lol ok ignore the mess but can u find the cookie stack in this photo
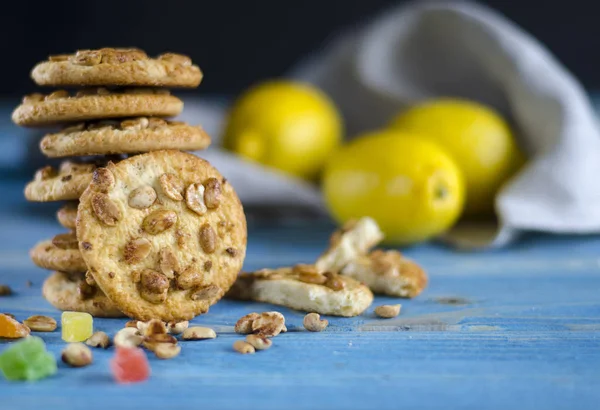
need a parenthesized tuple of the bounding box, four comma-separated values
(13, 48, 247, 321)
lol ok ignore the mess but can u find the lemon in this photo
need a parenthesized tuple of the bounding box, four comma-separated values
(322, 130, 465, 245)
(223, 81, 343, 180)
(389, 99, 524, 217)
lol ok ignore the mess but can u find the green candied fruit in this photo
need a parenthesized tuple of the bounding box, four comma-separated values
(0, 336, 57, 381)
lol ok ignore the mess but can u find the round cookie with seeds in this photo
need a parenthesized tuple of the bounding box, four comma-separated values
(32, 48, 202, 88)
(30, 233, 86, 273)
(12, 88, 182, 127)
(76, 150, 247, 321)
(25, 160, 100, 202)
(42, 271, 124, 318)
(40, 118, 211, 158)
(57, 203, 78, 229)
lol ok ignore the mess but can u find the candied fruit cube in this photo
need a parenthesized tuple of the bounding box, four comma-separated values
(110, 347, 150, 384)
(0, 313, 30, 339)
(61, 311, 93, 342)
(0, 336, 57, 381)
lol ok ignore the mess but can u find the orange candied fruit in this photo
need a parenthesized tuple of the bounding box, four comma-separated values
(0, 314, 30, 339)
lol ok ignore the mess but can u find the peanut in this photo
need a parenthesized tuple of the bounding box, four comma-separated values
(61, 343, 93, 367)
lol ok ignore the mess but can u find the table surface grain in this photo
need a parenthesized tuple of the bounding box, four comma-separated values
(0, 180, 598, 410)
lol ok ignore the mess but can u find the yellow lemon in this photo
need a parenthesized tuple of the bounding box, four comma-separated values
(322, 130, 465, 245)
(389, 99, 524, 217)
(223, 81, 342, 180)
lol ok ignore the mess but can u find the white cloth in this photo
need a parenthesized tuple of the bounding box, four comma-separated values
(186, 1, 600, 247)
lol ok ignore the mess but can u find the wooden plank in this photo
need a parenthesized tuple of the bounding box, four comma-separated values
(0, 180, 599, 409)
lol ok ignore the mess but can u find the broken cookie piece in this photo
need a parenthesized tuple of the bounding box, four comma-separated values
(226, 266, 373, 317)
(315, 217, 384, 273)
(341, 250, 427, 298)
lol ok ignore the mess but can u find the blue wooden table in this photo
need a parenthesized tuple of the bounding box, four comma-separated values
(0, 175, 599, 410)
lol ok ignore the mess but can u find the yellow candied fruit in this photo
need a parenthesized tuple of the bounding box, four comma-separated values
(61, 312, 93, 342)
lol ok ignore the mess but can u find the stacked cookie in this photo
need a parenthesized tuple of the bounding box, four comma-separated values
(13, 48, 247, 321)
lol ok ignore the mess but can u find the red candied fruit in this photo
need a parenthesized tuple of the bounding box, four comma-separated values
(110, 347, 150, 384)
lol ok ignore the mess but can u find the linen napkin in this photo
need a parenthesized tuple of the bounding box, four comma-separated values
(188, 1, 600, 247)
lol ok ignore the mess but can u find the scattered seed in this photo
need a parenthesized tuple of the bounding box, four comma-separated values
(245, 334, 272, 350)
(234, 313, 259, 334)
(138, 319, 167, 336)
(61, 343, 93, 367)
(182, 326, 216, 340)
(303, 313, 328, 332)
(85, 331, 111, 348)
(233, 340, 255, 354)
(114, 327, 143, 348)
(23, 315, 57, 332)
(0, 285, 12, 296)
(167, 321, 189, 335)
(252, 312, 286, 338)
(153, 343, 181, 359)
(374, 304, 401, 318)
(143, 333, 177, 351)
(144, 333, 177, 344)
(125, 320, 138, 328)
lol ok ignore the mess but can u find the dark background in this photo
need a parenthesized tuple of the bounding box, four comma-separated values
(2, 0, 598, 97)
